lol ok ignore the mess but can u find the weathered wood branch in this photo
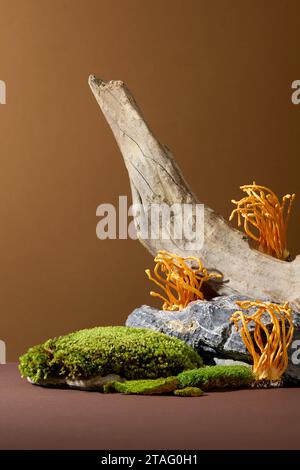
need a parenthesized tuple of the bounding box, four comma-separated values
(89, 75, 300, 311)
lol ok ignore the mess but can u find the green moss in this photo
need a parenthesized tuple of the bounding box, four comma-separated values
(19, 326, 202, 382)
(105, 377, 178, 395)
(104, 365, 253, 396)
(174, 387, 204, 397)
(177, 365, 254, 391)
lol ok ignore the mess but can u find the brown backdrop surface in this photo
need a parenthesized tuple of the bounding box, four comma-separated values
(0, 0, 299, 360)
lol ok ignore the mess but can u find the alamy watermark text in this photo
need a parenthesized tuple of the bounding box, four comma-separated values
(0, 80, 6, 104)
(96, 196, 204, 251)
(291, 80, 300, 105)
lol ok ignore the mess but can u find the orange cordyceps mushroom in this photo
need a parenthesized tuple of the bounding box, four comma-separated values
(231, 300, 294, 383)
(229, 182, 295, 260)
(145, 250, 222, 311)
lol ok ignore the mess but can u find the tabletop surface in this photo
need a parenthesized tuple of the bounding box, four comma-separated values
(0, 363, 300, 450)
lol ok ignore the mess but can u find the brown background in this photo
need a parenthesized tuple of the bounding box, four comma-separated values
(0, 0, 299, 361)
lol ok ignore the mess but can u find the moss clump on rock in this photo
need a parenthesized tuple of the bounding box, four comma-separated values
(174, 387, 204, 397)
(19, 326, 202, 383)
(103, 366, 252, 396)
(177, 365, 254, 391)
(105, 377, 178, 395)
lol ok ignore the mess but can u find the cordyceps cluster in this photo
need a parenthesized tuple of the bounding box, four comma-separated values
(145, 250, 222, 311)
(231, 300, 294, 383)
(229, 182, 295, 260)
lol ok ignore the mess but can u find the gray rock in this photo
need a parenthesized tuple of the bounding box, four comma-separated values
(66, 374, 124, 391)
(126, 295, 300, 383)
(213, 358, 251, 368)
(28, 373, 124, 391)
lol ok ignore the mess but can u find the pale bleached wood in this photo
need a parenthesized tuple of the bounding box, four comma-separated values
(89, 75, 300, 311)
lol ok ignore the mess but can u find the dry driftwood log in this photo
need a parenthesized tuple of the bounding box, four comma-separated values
(89, 75, 300, 311)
